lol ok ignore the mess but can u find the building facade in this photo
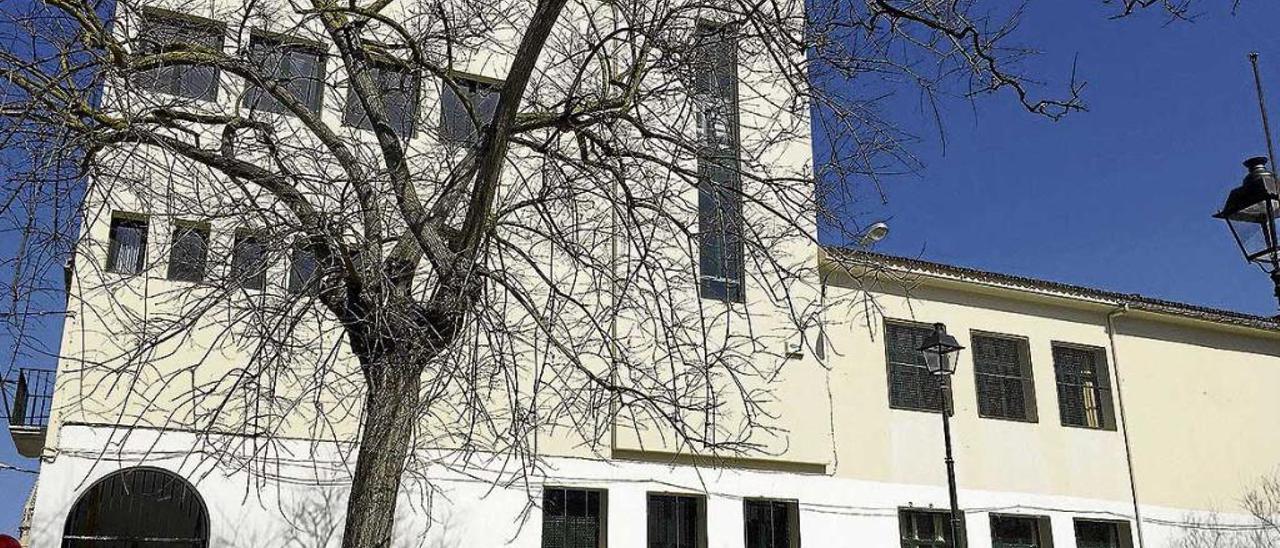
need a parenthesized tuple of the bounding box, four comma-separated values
(4, 1, 1280, 547)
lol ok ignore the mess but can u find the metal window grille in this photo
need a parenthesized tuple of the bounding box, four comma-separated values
(1074, 520, 1124, 548)
(990, 515, 1045, 548)
(542, 488, 603, 548)
(243, 35, 326, 114)
(135, 14, 223, 101)
(441, 77, 501, 145)
(343, 63, 419, 139)
(1053, 345, 1110, 428)
(106, 217, 148, 275)
(166, 224, 209, 282)
(694, 22, 743, 302)
(744, 499, 797, 548)
(288, 245, 318, 294)
(2, 368, 55, 428)
(900, 509, 960, 548)
(648, 494, 702, 548)
(886, 322, 946, 412)
(62, 467, 209, 547)
(231, 232, 267, 290)
(972, 335, 1035, 421)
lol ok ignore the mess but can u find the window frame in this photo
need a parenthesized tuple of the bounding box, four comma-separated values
(693, 19, 744, 303)
(106, 214, 150, 276)
(743, 498, 801, 548)
(899, 508, 965, 548)
(165, 221, 211, 283)
(1072, 518, 1134, 548)
(287, 241, 319, 294)
(242, 31, 327, 115)
(989, 513, 1053, 548)
(646, 492, 707, 548)
(439, 73, 503, 146)
(540, 486, 607, 548)
(1051, 342, 1117, 431)
(969, 331, 1038, 423)
(134, 9, 226, 101)
(230, 229, 269, 291)
(884, 319, 952, 414)
(341, 60, 420, 139)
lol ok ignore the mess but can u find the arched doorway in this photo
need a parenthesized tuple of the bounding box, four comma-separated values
(62, 467, 210, 547)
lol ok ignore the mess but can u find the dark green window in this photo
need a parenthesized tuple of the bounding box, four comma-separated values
(900, 509, 963, 548)
(541, 488, 604, 548)
(648, 493, 704, 548)
(167, 223, 209, 282)
(135, 13, 224, 101)
(744, 499, 799, 548)
(990, 514, 1052, 548)
(886, 322, 947, 413)
(1053, 344, 1115, 430)
(972, 333, 1037, 422)
(1074, 519, 1132, 548)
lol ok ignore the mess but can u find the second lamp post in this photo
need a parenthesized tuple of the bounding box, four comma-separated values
(918, 322, 966, 547)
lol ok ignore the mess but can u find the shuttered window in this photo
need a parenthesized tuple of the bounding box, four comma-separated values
(542, 488, 604, 548)
(243, 34, 326, 115)
(231, 231, 267, 290)
(343, 63, 419, 139)
(1053, 344, 1115, 430)
(886, 322, 947, 413)
(166, 223, 209, 282)
(135, 13, 224, 101)
(647, 494, 704, 548)
(900, 509, 963, 548)
(694, 21, 743, 302)
(972, 334, 1037, 422)
(1074, 519, 1132, 548)
(440, 77, 501, 145)
(744, 499, 799, 548)
(107, 216, 148, 275)
(990, 514, 1051, 548)
(288, 244, 318, 294)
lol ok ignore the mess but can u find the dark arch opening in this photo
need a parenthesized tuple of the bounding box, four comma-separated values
(62, 466, 210, 547)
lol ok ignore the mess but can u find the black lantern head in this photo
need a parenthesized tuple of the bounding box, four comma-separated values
(918, 322, 963, 376)
(1215, 156, 1280, 265)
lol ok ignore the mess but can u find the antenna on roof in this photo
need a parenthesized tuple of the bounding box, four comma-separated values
(1249, 53, 1277, 171)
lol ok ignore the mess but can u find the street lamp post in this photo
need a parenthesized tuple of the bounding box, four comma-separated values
(1213, 156, 1280, 310)
(918, 322, 965, 548)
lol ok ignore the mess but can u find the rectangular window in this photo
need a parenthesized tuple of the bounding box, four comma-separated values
(343, 63, 419, 139)
(744, 499, 799, 548)
(106, 216, 149, 275)
(885, 322, 948, 413)
(440, 76, 501, 145)
(288, 243, 318, 294)
(694, 21, 743, 302)
(542, 488, 605, 548)
(990, 514, 1052, 548)
(1053, 344, 1115, 430)
(231, 231, 267, 290)
(1074, 519, 1132, 548)
(972, 333, 1037, 422)
(243, 34, 326, 115)
(135, 13, 224, 101)
(166, 222, 209, 282)
(900, 509, 963, 548)
(647, 493, 704, 548)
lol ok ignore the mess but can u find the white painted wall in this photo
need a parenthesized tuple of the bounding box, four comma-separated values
(24, 425, 1251, 548)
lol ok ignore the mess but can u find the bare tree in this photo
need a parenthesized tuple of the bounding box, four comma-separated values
(1176, 472, 1280, 548)
(0, 0, 1184, 546)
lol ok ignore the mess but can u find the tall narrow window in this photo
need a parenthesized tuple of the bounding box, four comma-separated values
(885, 321, 947, 413)
(972, 333, 1037, 422)
(288, 243, 318, 294)
(107, 216, 149, 275)
(1053, 344, 1115, 430)
(440, 76, 501, 145)
(231, 231, 267, 290)
(542, 488, 605, 548)
(990, 514, 1052, 548)
(167, 223, 209, 282)
(135, 13, 224, 101)
(744, 499, 800, 548)
(900, 509, 963, 548)
(243, 34, 326, 115)
(694, 21, 743, 302)
(648, 493, 704, 548)
(343, 62, 419, 139)
(1074, 519, 1132, 548)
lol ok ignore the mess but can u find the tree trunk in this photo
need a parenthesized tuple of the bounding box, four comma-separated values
(341, 363, 421, 548)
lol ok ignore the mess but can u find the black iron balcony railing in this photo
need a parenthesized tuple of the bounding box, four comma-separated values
(3, 368, 55, 429)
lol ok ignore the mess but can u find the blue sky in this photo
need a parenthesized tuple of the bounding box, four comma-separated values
(4, 0, 1280, 537)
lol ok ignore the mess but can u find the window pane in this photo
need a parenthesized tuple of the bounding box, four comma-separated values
(288, 245, 318, 294)
(244, 36, 325, 115)
(343, 64, 418, 138)
(648, 494, 700, 548)
(745, 500, 796, 548)
(167, 224, 208, 282)
(1054, 345, 1107, 428)
(694, 22, 743, 302)
(991, 515, 1040, 548)
(973, 335, 1031, 420)
(900, 510, 958, 548)
(1075, 520, 1122, 548)
(231, 233, 267, 290)
(886, 323, 946, 412)
(441, 78, 501, 145)
(107, 218, 148, 275)
(135, 15, 223, 101)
